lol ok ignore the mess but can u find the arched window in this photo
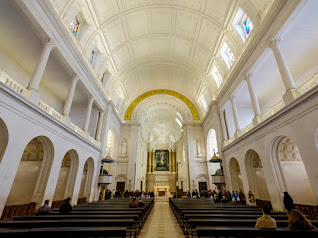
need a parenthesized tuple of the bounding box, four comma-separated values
(220, 43, 235, 69)
(88, 50, 95, 64)
(211, 66, 223, 88)
(70, 17, 80, 37)
(200, 96, 207, 111)
(233, 8, 254, 42)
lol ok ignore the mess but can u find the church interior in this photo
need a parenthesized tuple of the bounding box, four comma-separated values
(0, 0, 318, 237)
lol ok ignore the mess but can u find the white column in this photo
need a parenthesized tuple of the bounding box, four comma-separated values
(83, 96, 94, 134)
(230, 95, 241, 137)
(184, 124, 196, 191)
(269, 38, 296, 104)
(27, 38, 55, 103)
(95, 110, 105, 141)
(245, 73, 261, 125)
(63, 74, 79, 124)
(127, 123, 140, 191)
(219, 109, 228, 141)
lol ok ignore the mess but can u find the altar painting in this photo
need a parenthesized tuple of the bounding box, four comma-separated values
(155, 150, 169, 171)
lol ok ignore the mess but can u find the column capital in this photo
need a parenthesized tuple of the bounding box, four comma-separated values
(88, 96, 94, 103)
(244, 73, 253, 81)
(229, 95, 235, 102)
(268, 38, 281, 50)
(43, 38, 55, 49)
(72, 73, 79, 81)
(219, 108, 225, 114)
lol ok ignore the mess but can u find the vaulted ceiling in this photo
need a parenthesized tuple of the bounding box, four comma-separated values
(49, 0, 274, 120)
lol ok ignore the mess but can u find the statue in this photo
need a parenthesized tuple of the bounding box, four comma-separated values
(149, 133, 155, 142)
(196, 139, 202, 155)
(121, 139, 128, 156)
(169, 132, 175, 142)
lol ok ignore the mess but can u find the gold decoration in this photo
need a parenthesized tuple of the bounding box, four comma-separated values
(124, 89, 200, 120)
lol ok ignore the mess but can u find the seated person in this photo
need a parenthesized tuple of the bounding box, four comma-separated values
(196, 194, 200, 199)
(59, 197, 72, 214)
(255, 206, 277, 229)
(38, 199, 52, 214)
(288, 209, 314, 230)
(138, 198, 145, 207)
(129, 197, 138, 208)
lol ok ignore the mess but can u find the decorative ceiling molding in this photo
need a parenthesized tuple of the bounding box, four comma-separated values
(125, 89, 200, 121)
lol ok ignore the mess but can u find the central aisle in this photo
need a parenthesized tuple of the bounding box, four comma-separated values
(139, 197, 185, 238)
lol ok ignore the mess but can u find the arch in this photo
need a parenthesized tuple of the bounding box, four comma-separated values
(124, 89, 200, 120)
(53, 149, 79, 201)
(271, 136, 315, 205)
(0, 118, 9, 163)
(244, 149, 270, 201)
(6, 136, 54, 207)
(206, 128, 220, 175)
(229, 157, 244, 192)
(78, 157, 95, 201)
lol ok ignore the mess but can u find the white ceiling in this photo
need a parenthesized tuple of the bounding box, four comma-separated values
(49, 0, 273, 120)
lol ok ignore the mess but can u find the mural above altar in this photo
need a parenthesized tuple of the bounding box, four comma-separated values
(155, 150, 169, 171)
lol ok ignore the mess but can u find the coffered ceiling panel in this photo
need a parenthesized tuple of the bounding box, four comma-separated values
(198, 19, 221, 51)
(175, 10, 199, 39)
(93, 0, 119, 23)
(150, 8, 172, 34)
(131, 38, 151, 59)
(125, 10, 148, 39)
(102, 18, 126, 51)
(205, 0, 232, 23)
(173, 37, 192, 59)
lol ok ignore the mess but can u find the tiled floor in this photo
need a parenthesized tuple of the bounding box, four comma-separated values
(139, 197, 185, 238)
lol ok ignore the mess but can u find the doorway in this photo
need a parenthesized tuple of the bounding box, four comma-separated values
(116, 182, 125, 192)
(199, 182, 207, 192)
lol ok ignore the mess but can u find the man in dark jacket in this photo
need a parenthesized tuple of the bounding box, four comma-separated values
(59, 197, 72, 214)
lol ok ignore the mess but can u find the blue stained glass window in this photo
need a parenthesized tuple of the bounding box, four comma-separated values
(245, 17, 254, 36)
(89, 50, 95, 64)
(70, 17, 80, 37)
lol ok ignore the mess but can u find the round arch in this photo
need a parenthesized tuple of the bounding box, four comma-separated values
(53, 149, 79, 201)
(229, 157, 244, 193)
(124, 89, 200, 120)
(6, 136, 54, 207)
(271, 136, 315, 205)
(0, 117, 9, 164)
(244, 149, 270, 201)
(79, 157, 95, 201)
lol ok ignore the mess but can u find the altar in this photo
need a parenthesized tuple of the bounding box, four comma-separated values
(154, 186, 170, 197)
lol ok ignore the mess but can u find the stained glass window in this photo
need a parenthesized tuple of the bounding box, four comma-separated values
(244, 17, 254, 36)
(70, 17, 79, 37)
(212, 66, 223, 88)
(88, 50, 95, 64)
(228, 50, 235, 65)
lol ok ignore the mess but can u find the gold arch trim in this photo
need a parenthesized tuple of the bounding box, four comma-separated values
(124, 89, 200, 120)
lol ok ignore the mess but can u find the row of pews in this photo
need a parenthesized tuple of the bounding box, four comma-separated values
(0, 198, 154, 238)
(169, 198, 318, 238)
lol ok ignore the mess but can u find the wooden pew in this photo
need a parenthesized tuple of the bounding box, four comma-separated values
(196, 226, 318, 238)
(0, 226, 128, 238)
(1, 203, 36, 220)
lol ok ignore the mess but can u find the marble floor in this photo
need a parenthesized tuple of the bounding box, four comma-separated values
(138, 197, 185, 238)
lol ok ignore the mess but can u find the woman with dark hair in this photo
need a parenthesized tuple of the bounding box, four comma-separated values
(283, 192, 294, 213)
(288, 209, 314, 230)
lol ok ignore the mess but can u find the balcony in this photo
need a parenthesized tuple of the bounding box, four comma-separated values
(211, 175, 225, 184)
(98, 174, 112, 184)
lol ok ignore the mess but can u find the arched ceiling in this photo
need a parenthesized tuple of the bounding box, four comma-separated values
(50, 0, 274, 121)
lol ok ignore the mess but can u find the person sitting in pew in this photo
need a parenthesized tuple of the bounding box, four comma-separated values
(288, 209, 315, 230)
(138, 198, 145, 207)
(59, 197, 72, 214)
(129, 197, 138, 208)
(255, 206, 277, 229)
(38, 199, 52, 214)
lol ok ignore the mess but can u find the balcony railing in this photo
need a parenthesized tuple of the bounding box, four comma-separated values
(0, 70, 100, 148)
